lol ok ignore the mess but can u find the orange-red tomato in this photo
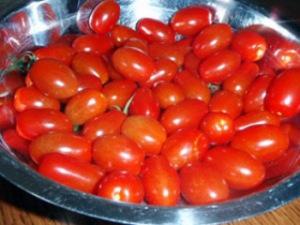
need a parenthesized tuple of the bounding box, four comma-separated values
(76, 74, 103, 92)
(111, 25, 143, 46)
(0, 101, 16, 130)
(183, 51, 202, 75)
(2, 128, 30, 156)
(123, 38, 149, 54)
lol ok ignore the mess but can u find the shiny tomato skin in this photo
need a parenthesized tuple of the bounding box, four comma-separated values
(121, 116, 167, 155)
(111, 25, 143, 46)
(14, 87, 60, 112)
(193, 23, 233, 59)
(89, 0, 120, 34)
(171, 6, 212, 36)
(38, 153, 103, 193)
(184, 51, 201, 75)
(0, 71, 24, 98)
(30, 132, 92, 163)
(2, 128, 30, 156)
(161, 99, 208, 134)
(161, 129, 208, 170)
(180, 162, 229, 205)
(124, 38, 149, 54)
(137, 18, 175, 44)
(265, 69, 300, 117)
(199, 49, 241, 83)
(112, 47, 155, 82)
(93, 134, 145, 175)
(71, 52, 109, 84)
(98, 171, 144, 204)
(16, 109, 72, 140)
(76, 74, 103, 92)
(141, 155, 180, 206)
(0, 101, 16, 130)
(231, 125, 289, 162)
(76, 0, 100, 34)
(205, 147, 266, 190)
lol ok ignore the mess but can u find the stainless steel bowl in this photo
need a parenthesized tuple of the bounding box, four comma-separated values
(0, 0, 299, 224)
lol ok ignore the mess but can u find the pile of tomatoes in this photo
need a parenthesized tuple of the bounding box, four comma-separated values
(1, 0, 300, 206)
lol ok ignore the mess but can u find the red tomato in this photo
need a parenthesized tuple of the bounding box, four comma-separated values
(161, 99, 208, 134)
(71, 52, 109, 84)
(2, 128, 30, 156)
(193, 23, 233, 59)
(161, 129, 208, 170)
(106, 61, 124, 80)
(39, 153, 103, 193)
(209, 90, 243, 119)
(93, 134, 145, 175)
(30, 132, 92, 163)
(265, 69, 300, 117)
(231, 125, 289, 162)
(0, 71, 24, 98)
(111, 25, 143, 46)
(171, 6, 212, 36)
(98, 171, 144, 204)
(14, 87, 60, 112)
(29, 59, 78, 99)
(89, 0, 120, 34)
(123, 38, 149, 54)
(41, 3, 61, 43)
(16, 109, 72, 140)
(199, 49, 241, 83)
(0, 101, 16, 130)
(121, 116, 167, 155)
(83, 110, 126, 140)
(112, 47, 155, 82)
(53, 34, 79, 46)
(205, 147, 265, 190)
(174, 37, 193, 55)
(180, 162, 229, 205)
(200, 112, 234, 145)
(76, 0, 100, 34)
(141, 155, 180, 206)
(281, 122, 300, 147)
(136, 18, 175, 44)
(184, 51, 201, 75)
(76, 74, 103, 92)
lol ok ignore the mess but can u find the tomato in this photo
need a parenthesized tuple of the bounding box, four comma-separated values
(89, 0, 120, 34)
(9, 11, 30, 34)
(76, 74, 103, 92)
(29, 59, 78, 99)
(112, 47, 155, 82)
(205, 147, 265, 190)
(41, 3, 61, 43)
(14, 87, 60, 112)
(83, 110, 126, 140)
(235, 111, 280, 131)
(98, 171, 144, 204)
(265, 69, 300, 117)
(231, 125, 289, 162)
(30, 132, 92, 163)
(93, 134, 144, 175)
(180, 162, 229, 205)
(209, 90, 242, 119)
(0, 71, 24, 98)
(65, 89, 107, 125)
(141, 155, 180, 206)
(71, 52, 109, 84)
(171, 6, 212, 36)
(53, 34, 79, 46)
(223, 62, 259, 96)
(184, 51, 201, 75)
(153, 82, 185, 109)
(174, 37, 193, 55)
(106, 61, 124, 80)
(2, 128, 30, 156)
(121, 116, 166, 155)
(129, 87, 160, 119)
(136, 18, 175, 44)
(281, 122, 300, 147)
(39, 153, 103, 193)
(193, 23, 233, 59)
(161, 99, 208, 134)
(123, 38, 149, 54)
(161, 129, 208, 170)
(102, 79, 137, 109)
(16, 109, 72, 140)
(200, 112, 234, 145)
(111, 25, 143, 46)
(199, 49, 241, 83)
(76, 0, 100, 34)
(0, 101, 16, 130)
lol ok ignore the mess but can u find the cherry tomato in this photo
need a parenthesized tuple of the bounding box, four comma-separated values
(174, 37, 193, 55)
(76, 74, 103, 92)
(30, 132, 92, 163)
(39, 153, 103, 193)
(0, 71, 24, 98)
(123, 38, 149, 54)
(141, 155, 180, 206)
(41, 3, 61, 43)
(98, 171, 144, 204)
(161, 129, 208, 170)
(93, 134, 145, 175)
(136, 18, 175, 44)
(29, 59, 78, 99)
(53, 34, 79, 46)
(231, 125, 289, 162)
(205, 147, 265, 190)
(199, 49, 241, 83)
(106, 61, 124, 80)
(161, 99, 208, 134)
(121, 116, 167, 155)
(193, 23, 233, 59)
(0, 101, 16, 130)
(112, 47, 155, 82)
(89, 0, 120, 34)
(281, 122, 300, 147)
(180, 162, 229, 205)
(171, 6, 212, 36)
(76, 0, 100, 34)
(184, 51, 201, 75)
(16, 109, 72, 140)
(111, 25, 143, 46)
(2, 128, 30, 156)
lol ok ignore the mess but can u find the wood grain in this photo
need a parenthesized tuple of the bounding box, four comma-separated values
(0, 177, 299, 225)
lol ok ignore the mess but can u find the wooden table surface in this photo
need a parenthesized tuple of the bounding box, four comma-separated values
(0, 177, 299, 225)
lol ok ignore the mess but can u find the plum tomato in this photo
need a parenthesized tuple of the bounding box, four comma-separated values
(76, 74, 103, 92)
(183, 51, 201, 75)
(111, 25, 143, 46)
(2, 128, 30, 156)
(123, 38, 149, 54)
(0, 101, 16, 130)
